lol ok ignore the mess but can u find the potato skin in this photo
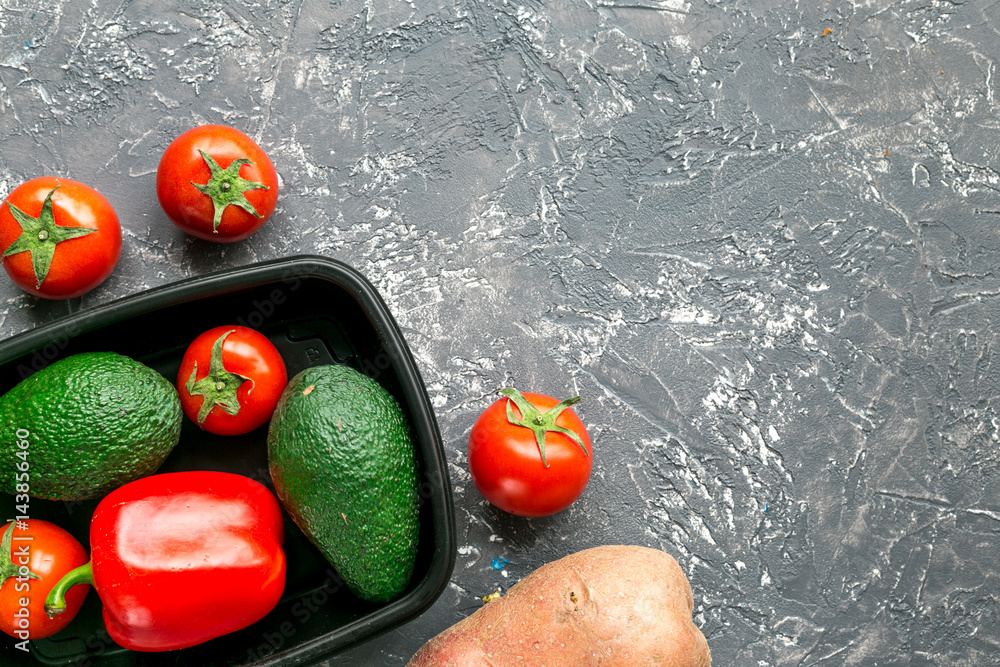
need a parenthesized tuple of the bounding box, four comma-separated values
(407, 545, 711, 667)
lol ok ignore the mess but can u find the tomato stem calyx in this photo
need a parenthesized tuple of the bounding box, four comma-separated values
(2, 185, 98, 289)
(192, 150, 269, 232)
(499, 388, 588, 467)
(185, 329, 254, 426)
(0, 522, 41, 586)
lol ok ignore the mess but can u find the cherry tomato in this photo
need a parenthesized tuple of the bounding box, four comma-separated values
(0, 177, 122, 299)
(468, 388, 593, 517)
(156, 124, 279, 242)
(0, 519, 90, 641)
(177, 325, 288, 436)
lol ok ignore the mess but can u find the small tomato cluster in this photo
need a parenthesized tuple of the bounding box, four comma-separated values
(0, 124, 278, 300)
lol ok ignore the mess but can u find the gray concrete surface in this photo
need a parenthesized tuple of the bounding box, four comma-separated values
(2, 0, 999, 665)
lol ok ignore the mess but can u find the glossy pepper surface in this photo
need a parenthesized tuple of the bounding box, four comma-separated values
(46, 471, 286, 652)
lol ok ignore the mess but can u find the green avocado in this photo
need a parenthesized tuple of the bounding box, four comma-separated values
(267, 364, 420, 603)
(0, 351, 182, 501)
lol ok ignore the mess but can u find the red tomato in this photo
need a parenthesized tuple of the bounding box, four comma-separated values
(177, 326, 288, 436)
(468, 389, 593, 517)
(156, 124, 279, 242)
(0, 519, 90, 640)
(0, 177, 122, 299)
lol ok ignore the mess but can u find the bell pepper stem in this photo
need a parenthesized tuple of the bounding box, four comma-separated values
(44, 561, 93, 618)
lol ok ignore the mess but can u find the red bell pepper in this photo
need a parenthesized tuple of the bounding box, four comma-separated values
(45, 470, 286, 652)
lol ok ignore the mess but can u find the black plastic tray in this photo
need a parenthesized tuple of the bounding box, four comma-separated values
(0, 255, 456, 666)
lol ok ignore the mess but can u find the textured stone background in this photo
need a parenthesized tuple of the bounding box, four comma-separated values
(2, 0, 1000, 665)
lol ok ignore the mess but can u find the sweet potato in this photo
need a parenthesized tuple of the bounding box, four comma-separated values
(407, 545, 711, 666)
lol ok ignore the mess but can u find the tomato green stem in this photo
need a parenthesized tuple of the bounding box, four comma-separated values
(499, 388, 588, 467)
(191, 150, 268, 232)
(0, 522, 41, 585)
(185, 329, 254, 426)
(2, 185, 97, 288)
(44, 561, 92, 617)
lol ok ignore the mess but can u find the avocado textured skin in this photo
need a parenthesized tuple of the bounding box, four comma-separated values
(0, 351, 183, 501)
(267, 364, 420, 603)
